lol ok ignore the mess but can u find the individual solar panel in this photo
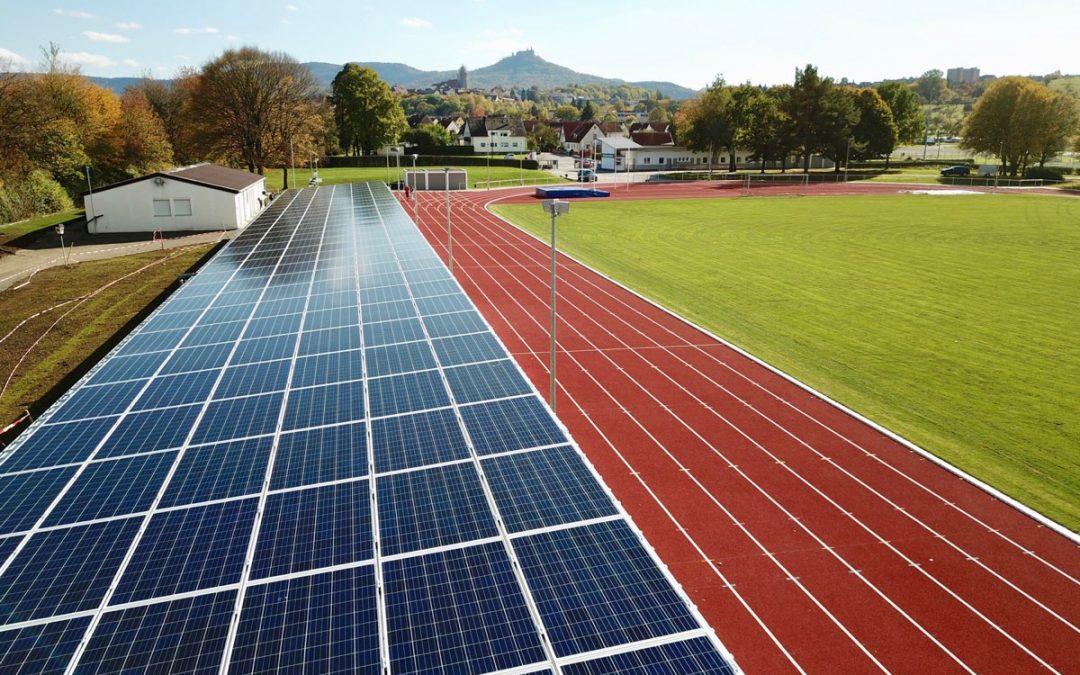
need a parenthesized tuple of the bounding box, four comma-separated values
(112, 499, 257, 603)
(0, 616, 92, 674)
(75, 590, 236, 674)
(383, 542, 546, 675)
(230, 566, 379, 674)
(251, 480, 372, 579)
(0, 182, 736, 674)
(514, 520, 701, 657)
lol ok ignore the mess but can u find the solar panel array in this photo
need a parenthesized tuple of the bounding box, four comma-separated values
(0, 182, 739, 674)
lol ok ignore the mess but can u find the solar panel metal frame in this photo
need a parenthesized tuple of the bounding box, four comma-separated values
(0, 182, 739, 674)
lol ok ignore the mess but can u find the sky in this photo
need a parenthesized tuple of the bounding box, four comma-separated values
(1, 1, 1077, 89)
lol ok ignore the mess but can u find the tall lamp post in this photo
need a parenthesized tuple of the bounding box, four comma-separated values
(444, 168, 453, 273)
(541, 199, 569, 412)
(410, 154, 418, 194)
(84, 166, 96, 234)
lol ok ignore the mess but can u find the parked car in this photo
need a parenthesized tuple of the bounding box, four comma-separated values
(940, 165, 971, 177)
(576, 169, 597, 182)
(504, 153, 516, 159)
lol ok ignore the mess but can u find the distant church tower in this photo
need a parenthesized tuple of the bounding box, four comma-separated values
(458, 65, 469, 89)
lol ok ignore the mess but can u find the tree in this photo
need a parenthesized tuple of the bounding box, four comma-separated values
(580, 100, 597, 122)
(104, 89, 174, 179)
(647, 106, 670, 123)
(817, 88, 861, 172)
(875, 82, 923, 166)
(962, 77, 1080, 176)
(402, 123, 451, 147)
(786, 64, 833, 172)
(741, 87, 788, 172)
(527, 124, 561, 152)
(331, 64, 407, 158)
(674, 78, 732, 176)
(554, 104, 580, 121)
(850, 88, 897, 161)
(914, 69, 948, 104)
(189, 47, 322, 187)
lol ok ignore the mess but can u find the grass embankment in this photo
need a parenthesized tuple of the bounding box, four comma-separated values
(0, 245, 214, 425)
(0, 209, 84, 249)
(263, 165, 563, 191)
(493, 194, 1080, 530)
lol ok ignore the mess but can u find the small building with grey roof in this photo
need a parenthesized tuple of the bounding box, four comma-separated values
(84, 164, 266, 234)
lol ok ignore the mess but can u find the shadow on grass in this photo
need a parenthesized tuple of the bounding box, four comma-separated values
(3, 216, 223, 253)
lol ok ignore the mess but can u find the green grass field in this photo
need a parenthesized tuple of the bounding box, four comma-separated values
(493, 194, 1080, 530)
(263, 165, 563, 191)
(0, 209, 84, 245)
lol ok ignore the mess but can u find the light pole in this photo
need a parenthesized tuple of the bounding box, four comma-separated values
(84, 166, 96, 234)
(541, 199, 569, 412)
(289, 132, 295, 190)
(844, 138, 851, 183)
(445, 168, 453, 273)
(385, 147, 390, 184)
(410, 154, 418, 194)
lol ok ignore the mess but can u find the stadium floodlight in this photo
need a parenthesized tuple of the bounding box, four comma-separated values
(541, 199, 569, 412)
(444, 168, 452, 274)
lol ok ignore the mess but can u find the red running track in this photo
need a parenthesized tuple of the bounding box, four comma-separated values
(402, 182, 1080, 674)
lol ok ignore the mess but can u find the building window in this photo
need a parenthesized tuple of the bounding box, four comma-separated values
(174, 199, 192, 216)
(153, 199, 171, 217)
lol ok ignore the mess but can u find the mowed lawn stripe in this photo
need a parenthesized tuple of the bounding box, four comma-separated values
(493, 194, 1080, 531)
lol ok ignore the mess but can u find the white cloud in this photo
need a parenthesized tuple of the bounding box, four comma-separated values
(117, 22, 142, 30)
(286, 4, 298, 10)
(225, 34, 239, 42)
(52, 8, 95, 19)
(0, 47, 29, 66)
(173, 26, 218, 35)
(401, 17, 433, 29)
(122, 58, 140, 67)
(83, 31, 130, 43)
(60, 51, 116, 68)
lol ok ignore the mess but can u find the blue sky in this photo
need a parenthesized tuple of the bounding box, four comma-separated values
(1, 1, 1077, 89)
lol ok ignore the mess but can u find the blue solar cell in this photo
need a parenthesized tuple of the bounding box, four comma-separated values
(432, 332, 507, 367)
(231, 334, 297, 365)
(0, 518, 141, 622)
(117, 328, 189, 355)
(44, 451, 177, 527)
(422, 310, 488, 339)
(483, 446, 617, 533)
(96, 404, 203, 458)
(378, 464, 496, 557)
(0, 536, 19, 565)
(298, 326, 362, 356)
(77, 590, 236, 674)
(113, 499, 257, 603)
(362, 317, 425, 347)
(181, 319, 248, 347)
(304, 306, 359, 331)
(360, 284, 411, 305)
(271, 422, 367, 490)
(0, 466, 76, 534)
(252, 480, 372, 579)
(133, 369, 219, 411)
(0, 417, 115, 473)
(365, 341, 436, 378)
(230, 566, 379, 675)
(410, 279, 460, 299)
(160, 342, 234, 375)
(283, 380, 365, 431)
(192, 392, 284, 445)
(415, 293, 473, 316)
(308, 290, 357, 313)
(403, 267, 452, 284)
(140, 309, 203, 332)
(384, 542, 545, 674)
(212, 288, 264, 308)
(253, 296, 309, 319)
(161, 437, 272, 507)
(362, 300, 416, 324)
(444, 360, 533, 405)
(0, 616, 91, 675)
(562, 637, 736, 675)
(292, 350, 363, 388)
(199, 303, 255, 326)
(460, 397, 565, 456)
(514, 520, 700, 657)
(245, 311, 303, 338)
(216, 359, 292, 399)
(367, 369, 449, 418)
(48, 380, 146, 423)
(371, 408, 470, 473)
(88, 352, 169, 385)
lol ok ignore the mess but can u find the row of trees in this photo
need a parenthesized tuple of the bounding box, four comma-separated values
(676, 65, 924, 172)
